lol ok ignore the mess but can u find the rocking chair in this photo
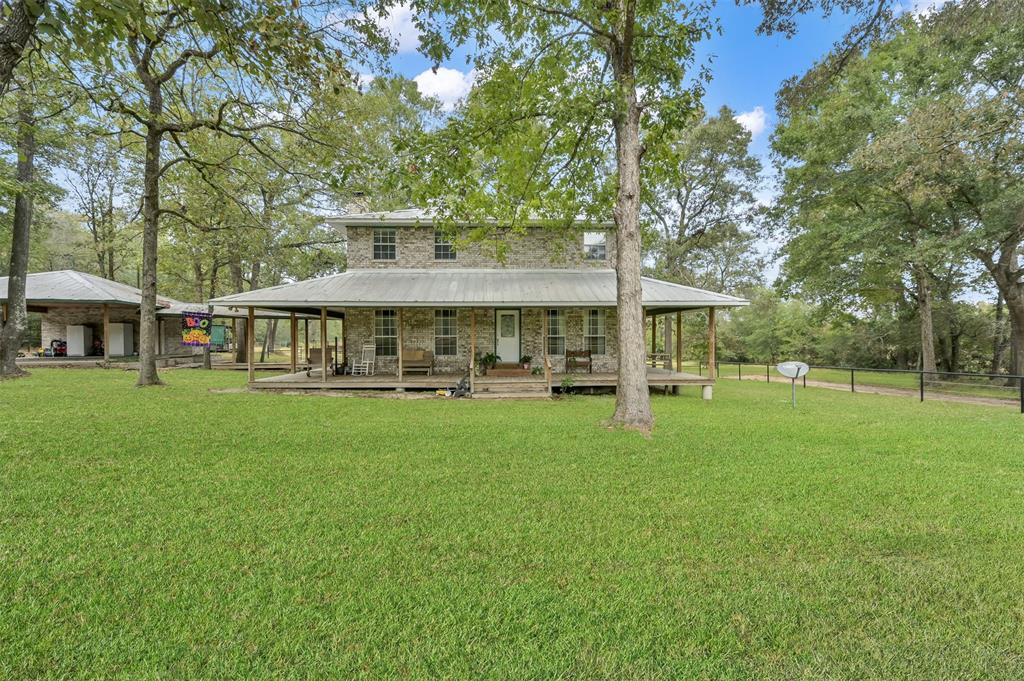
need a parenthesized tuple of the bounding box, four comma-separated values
(351, 343, 376, 376)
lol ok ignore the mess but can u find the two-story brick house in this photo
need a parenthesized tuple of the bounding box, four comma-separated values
(212, 208, 747, 397)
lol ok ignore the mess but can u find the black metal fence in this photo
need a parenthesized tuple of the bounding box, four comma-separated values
(688, 361, 1024, 413)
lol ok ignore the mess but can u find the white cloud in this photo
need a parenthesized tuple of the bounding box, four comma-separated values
(366, 2, 420, 53)
(357, 73, 375, 90)
(907, 0, 949, 16)
(735, 106, 768, 138)
(414, 67, 475, 109)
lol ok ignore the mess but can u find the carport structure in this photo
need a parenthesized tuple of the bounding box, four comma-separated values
(0, 270, 293, 365)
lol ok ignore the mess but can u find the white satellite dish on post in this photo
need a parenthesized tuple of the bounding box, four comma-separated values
(777, 361, 810, 408)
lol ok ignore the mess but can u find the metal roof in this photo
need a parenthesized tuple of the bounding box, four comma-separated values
(209, 269, 748, 310)
(326, 207, 615, 229)
(0, 270, 175, 307)
(0, 270, 295, 318)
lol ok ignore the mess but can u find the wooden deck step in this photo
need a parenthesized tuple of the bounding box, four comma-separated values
(474, 375, 549, 399)
(472, 391, 551, 400)
(485, 366, 533, 377)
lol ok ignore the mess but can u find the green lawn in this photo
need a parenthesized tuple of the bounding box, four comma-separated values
(2, 369, 1024, 678)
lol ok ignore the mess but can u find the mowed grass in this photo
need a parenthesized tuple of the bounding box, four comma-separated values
(2, 370, 1024, 679)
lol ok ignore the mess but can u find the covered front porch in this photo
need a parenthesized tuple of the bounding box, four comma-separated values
(209, 267, 746, 400)
(248, 365, 714, 396)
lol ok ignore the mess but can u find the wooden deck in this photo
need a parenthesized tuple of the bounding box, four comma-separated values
(249, 367, 714, 392)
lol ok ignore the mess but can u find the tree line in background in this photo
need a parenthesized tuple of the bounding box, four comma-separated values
(642, 0, 1022, 379)
(2, 0, 1017, 430)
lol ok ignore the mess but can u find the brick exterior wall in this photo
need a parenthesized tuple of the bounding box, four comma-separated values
(39, 305, 197, 357)
(346, 226, 615, 270)
(341, 306, 618, 375)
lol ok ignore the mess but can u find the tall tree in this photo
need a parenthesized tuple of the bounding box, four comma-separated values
(1, 50, 73, 377)
(643, 105, 763, 291)
(394, 0, 716, 432)
(66, 1, 381, 386)
(0, 86, 34, 376)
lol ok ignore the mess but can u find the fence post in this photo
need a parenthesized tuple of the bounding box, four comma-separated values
(766, 363, 770, 383)
(920, 371, 925, 402)
(1019, 376, 1023, 414)
(738, 363, 741, 380)
(803, 374, 806, 389)
(850, 368, 855, 393)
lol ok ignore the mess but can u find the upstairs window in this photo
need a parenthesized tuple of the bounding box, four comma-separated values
(434, 230, 456, 260)
(434, 309, 457, 356)
(546, 309, 566, 356)
(373, 228, 396, 260)
(374, 309, 397, 356)
(583, 232, 607, 260)
(585, 309, 606, 355)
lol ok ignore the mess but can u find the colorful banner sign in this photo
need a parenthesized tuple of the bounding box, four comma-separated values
(181, 311, 213, 347)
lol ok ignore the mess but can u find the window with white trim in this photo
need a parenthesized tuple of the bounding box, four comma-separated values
(373, 228, 396, 260)
(546, 309, 566, 356)
(434, 309, 457, 356)
(583, 232, 606, 260)
(434, 230, 456, 260)
(374, 309, 397, 356)
(584, 309, 606, 354)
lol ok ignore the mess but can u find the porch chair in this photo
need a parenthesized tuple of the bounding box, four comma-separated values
(351, 343, 376, 376)
(566, 349, 593, 373)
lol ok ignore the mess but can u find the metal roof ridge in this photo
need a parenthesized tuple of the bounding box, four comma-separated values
(344, 267, 617, 274)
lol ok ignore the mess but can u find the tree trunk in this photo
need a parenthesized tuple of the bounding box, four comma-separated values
(0, 93, 35, 378)
(1006, 294, 1024, 377)
(915, 265, 937, 374)
(136, 119, 163, 386)
(266, 318, 278, 354)
(978, 244, 1024, 377)
(992, 293, 1008, 375)
(0, 1, 39, 97)
(609, 24, 654, 432)
(230, 259, 247, 363)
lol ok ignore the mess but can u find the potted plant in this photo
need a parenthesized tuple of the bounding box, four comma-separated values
(519, 354, 533, 370)
(479, 352, 500, 375)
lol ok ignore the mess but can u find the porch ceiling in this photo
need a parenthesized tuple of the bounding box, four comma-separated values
(209, 269, 749, 311)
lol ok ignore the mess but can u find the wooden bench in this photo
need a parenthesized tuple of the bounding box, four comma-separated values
(566, 349, 592, 373)
(403, 349, 434, 375)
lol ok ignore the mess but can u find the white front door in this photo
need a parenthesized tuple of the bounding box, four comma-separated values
(494, 310, 520, 364)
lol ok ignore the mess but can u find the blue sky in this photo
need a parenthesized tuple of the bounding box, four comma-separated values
(366, 2, 861, 171)
(359, 2, 867, 280)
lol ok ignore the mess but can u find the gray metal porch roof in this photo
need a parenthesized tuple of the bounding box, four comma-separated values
(0, 270, 295, 318)
(0, 270, 174, 307)
(209, 269, 748, 310)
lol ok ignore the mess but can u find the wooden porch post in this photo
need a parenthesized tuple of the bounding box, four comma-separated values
(341, 315, 346, 369)
(470, 308, 476, 393)
(289, 312, 297, 374)
(705, 306, 716, 401)
(102, 304, 110, 362)
(397, 308, 404, 379)
(246, 306, 255, 383)
(320, 307, 328, 383)
(650, 314, 657, 360)
(675, 311, 682, 370)
(707, 307, 716, 370)
(304, 319, 309, 363)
